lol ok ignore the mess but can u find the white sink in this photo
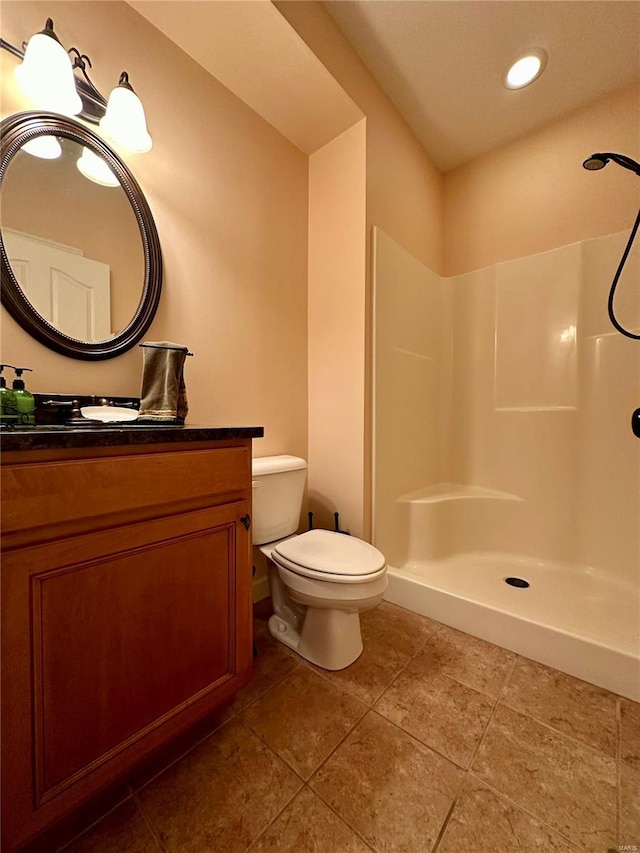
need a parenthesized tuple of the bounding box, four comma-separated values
(80, 406, 139, 423)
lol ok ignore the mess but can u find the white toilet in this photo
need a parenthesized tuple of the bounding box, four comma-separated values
(252, 455, 387, 670)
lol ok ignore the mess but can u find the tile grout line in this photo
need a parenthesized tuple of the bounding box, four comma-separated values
(277, 699, 370, 782)
(298, 610, 441, 708)
(237, 685, 376, 852)
(466, 774, 591, 853)
(127, 711, 237, 795)
(366, 628, 522, 775)
(616, 697, 621, 846)
(54, 794, 134, 852)
(496, 698, 622, 762)
(247, 782, 375, 853)
(367, 645, 527, 777)
(487, 653, 622, 763)
(463, 653, 517, 774)
(364, 702, 472, 772)
(466, 654, 596, 852)
(129, 786, 168, 853)
(302, 783, 378, 852)
(233, 716, 307, 785)
(369, 624, 440, 707)
(394, 621, 518, 702)
(310, 699, 371, 771)
(372, 704, 507, 797)
(235, 659, 303, 715)
(430, 794, 461, 853)
(286, 622, 443, 786)
(244, 783, 303, 852)
(303, 702, 466, 853)
(498, 677, 620, 758)
(236, 669, 370, 784)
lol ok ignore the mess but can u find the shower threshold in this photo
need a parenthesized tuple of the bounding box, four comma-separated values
(385, 552, 639, 702)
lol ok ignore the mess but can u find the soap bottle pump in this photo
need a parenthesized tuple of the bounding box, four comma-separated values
(12, 366, 35, 425)
(0, 364, 18, 424)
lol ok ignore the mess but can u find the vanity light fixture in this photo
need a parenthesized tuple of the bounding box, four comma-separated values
(22, 135, 62, 160)
(504, 49, 547, 90)
(13, 19, 82, 116)
(76, 147, 120, 187)
(99, 73, 152, 154)
(1, 18, 152, 153)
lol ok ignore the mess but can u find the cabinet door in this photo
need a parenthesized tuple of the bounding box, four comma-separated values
(1, 500, 252, 850)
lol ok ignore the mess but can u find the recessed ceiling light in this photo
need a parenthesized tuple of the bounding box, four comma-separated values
(504, 50, 547, 89)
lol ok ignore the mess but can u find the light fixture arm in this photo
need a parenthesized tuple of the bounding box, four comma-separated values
(0, 36, 25, 62)
(67, 46, 108, 122)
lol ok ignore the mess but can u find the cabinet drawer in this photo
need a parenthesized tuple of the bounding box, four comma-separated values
(2, 445, 250, 537)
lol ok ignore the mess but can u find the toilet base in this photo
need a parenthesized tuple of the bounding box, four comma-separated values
(268, 608, 364, 670)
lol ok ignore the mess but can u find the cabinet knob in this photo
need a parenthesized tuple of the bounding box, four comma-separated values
(240, 514, 251, 531)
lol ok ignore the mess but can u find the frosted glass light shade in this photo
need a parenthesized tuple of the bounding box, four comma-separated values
(23, 135, 62, 160)
(14, 24, 82, 116)
(76, 148, 120, 187)
(99, 77, 152, 153)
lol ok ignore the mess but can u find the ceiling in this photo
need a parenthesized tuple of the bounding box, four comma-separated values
(130, 0, 640, 171)
(129, 0, 363, 154)
(324, 1, 640, 170)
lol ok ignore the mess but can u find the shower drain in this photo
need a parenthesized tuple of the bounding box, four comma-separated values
(505, 577, 530, 588)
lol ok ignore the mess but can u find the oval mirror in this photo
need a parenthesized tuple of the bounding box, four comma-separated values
(0, 111, 162, 360)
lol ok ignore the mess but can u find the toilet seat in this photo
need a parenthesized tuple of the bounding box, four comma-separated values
(272, 529, 386, 584)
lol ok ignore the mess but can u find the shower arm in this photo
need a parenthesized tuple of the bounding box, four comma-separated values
(604, 153, 640, 174)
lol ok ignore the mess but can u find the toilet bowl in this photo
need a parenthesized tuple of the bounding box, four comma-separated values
(261, 529, 387, 670)
(252, 456, 388, 670)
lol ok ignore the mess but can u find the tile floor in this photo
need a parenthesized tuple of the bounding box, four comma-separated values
(56, 601, 638, 853)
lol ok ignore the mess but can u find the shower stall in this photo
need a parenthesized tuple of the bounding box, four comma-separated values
(372, 226, 640, 701)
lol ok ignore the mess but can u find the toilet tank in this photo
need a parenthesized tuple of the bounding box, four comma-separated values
(251, 455, 307, 545)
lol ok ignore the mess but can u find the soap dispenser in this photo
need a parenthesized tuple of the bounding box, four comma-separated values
(12, 367, 35, 424)
(0, 364, 18, 424)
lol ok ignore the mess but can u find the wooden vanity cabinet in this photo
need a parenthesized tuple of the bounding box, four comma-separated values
(1, 437, 255, 852)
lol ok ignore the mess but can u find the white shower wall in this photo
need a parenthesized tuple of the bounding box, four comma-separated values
(373, 227, 640, 586)
(372, 229, 452, 568)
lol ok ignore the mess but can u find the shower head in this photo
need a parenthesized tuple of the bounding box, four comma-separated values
(583, 155, 608, 171)
(582, 152, 640, 176)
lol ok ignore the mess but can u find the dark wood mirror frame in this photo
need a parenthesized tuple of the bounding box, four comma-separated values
(0, 111, 162, 360)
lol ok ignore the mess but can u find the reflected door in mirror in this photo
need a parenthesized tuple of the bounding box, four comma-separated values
(3, 228, 111, 340)
(1, 136, 143, 342)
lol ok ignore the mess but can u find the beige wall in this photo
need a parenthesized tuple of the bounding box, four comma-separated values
(308, 121, 367, 537)
(276, 1, 443, 274)
(444, 82, 640, 277)
(277, 0, 444, 537)
(1, 1, 309, 459)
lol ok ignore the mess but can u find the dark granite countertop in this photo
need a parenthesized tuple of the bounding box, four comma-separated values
(0, 424, 264, 452)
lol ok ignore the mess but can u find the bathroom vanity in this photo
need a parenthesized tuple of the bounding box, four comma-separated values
(1, 425, 263, 852)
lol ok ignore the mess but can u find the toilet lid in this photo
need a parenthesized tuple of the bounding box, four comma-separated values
(273, 529, 386, 578)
